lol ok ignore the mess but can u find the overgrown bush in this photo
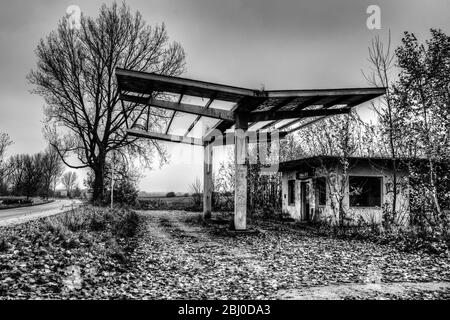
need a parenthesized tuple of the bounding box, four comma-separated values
(182, 213, 207, 226)
(40, 205, 142, 259)
(1, 198, 33, 206)
(112, 210, 140, 238)
(1, 199, 21, 205)
(212, 191, 234, 212)
(111, 180, 139, 206)
(305, 218, 450, 255)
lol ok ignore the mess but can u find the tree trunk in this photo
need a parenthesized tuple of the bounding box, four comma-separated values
(392, 160, 398, 225)
(92, 162, 105, 204)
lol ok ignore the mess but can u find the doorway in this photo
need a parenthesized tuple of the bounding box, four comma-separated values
(300, 181, 310, 221)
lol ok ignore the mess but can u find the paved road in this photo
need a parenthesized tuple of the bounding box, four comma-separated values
(0, 199, 81, 226)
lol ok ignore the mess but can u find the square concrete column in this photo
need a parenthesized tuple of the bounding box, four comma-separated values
(234, 114, 248, 230)
(203, 142, 213, 219)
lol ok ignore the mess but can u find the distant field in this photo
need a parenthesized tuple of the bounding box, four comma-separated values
(138, 196, 191, 204)
(137, 196, 196, 210)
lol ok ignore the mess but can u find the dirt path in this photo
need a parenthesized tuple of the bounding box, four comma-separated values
(277, 282, 450, 300)
(127, 210, 450, 299)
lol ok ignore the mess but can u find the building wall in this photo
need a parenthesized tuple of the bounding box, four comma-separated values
(281, 162, 410, 225)
(281, 171, 301, 220)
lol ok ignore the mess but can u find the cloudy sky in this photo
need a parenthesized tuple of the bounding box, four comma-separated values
(0, 0, 449, 192)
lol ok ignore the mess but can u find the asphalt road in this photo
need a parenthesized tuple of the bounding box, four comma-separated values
(0, 199, 81, 226)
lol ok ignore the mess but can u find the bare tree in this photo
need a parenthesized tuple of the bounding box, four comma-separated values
(362, 31, 400, 224)
(0, 133, 12, 160)
(61, 171, 78, 197)
(7, 154, 44, 199)
(41, 146, 64, 199)
(281, 112, 381, 160)
(190, 177, 202, 209)
(28, 2, 186, 203)
(0, 133, 13, 193)
(213, 150, 235, 211)
(7, 155, 24, 195)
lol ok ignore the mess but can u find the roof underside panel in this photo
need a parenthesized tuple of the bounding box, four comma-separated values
(181, 95, 210, 107)
(185, 117, 220, 139)
(166, 113, 198, 136)
(248, 121, 273, 131)
(208, 99, 236, 111)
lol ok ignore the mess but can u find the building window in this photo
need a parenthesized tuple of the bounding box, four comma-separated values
(349, 176, 382, 207)
(316, 177, 327, 206)
(288, 180, 295, 205)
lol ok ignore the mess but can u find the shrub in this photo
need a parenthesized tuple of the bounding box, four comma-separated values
(44, 218, 74, 243)
(111, 180, 139, 205)
(212, 191, 234, 212)
(112, 210, 140, 238)
(89, 209, 110, 231)
(183, 213, 206, 226)
(43, 206, 141, 241)
(0, 198, 33, 206)
(2, 199, 19, 205)
(166, 192, 176, 198)
(60, 210, 88, 232)
(0, 237, 10, 252)
(105, 238, 126, 262)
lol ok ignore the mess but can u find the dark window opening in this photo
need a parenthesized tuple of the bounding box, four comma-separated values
(349, 176, 382, 207)
(288, 180, 295, 205)
(316, 177, 327, 206)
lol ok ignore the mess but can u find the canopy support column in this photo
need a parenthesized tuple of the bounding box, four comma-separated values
(234, 113, 248, 230)
(203, 143, 213, 219)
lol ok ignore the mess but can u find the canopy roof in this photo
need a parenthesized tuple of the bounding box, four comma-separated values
(116, 68, 386, 146)
(278, 156, 427, 172)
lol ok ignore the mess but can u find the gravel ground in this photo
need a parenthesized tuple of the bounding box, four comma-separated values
(118, 211, 450, 299)
(1, 210, 450, 299)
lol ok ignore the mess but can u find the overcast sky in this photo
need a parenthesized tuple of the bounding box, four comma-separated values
(0, 0, 449, 192)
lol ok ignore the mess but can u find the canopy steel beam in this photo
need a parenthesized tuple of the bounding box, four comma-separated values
(121, 94, 234, 122)
(258, 96, 323, 131)
(277, 95, 351, 131)
(184, 94, 216, 137)
(247, 107, 351, 122)
(127, 128, 287, 147)
(202, 96, 267, 142)
(283, 95, 379, 134)
(248, 96, 296, 129)
(205, 131, 288, 145)
(265, 87, 386, 98)
(127, 129, 204, 146)
(285, 116, 327, 134)
(116, 68, 255, 102)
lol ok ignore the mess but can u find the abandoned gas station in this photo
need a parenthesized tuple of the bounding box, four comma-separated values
(115, 68, 385, 230)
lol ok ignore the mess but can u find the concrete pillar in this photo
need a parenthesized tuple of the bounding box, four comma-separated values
(234, 114, 248, 230)
(203, 142, 213, 219)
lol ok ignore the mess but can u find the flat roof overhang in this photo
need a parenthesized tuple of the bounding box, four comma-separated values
(116, 67, 386, 146)
(279, 156, 431, 172)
